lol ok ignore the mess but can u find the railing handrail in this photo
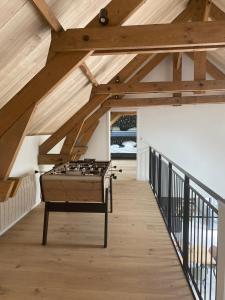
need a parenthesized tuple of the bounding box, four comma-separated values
(149, 145, 225, 205)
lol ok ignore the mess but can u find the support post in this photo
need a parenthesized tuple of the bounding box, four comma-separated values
(149, 147, 152, 184)
(152, 151, 156, 194)
(168, 162, 172, 231)
(158, 154, 162, 204)
(183, 175, 190, 270)
(217, 201, 225, 300)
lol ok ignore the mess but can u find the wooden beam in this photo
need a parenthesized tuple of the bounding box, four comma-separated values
(80, 62, 99, 86)
(111, 112, 123, 125)
(60, 119, 85, 155)
(8, 177, 23, 198)
(173, 53, 182, 97)
(31, 0, 63, 32)
(38, 154, 69, 165)
(51, 21, 225, 53)
(103, 95, 225, 107)
(0, 180, 15, 202)
(39, 147, 88, 164)
(93, 80, 225, 95)
(194, 51, 207, 82)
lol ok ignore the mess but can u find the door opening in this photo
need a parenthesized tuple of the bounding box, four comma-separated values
(110, 112, 137, 160)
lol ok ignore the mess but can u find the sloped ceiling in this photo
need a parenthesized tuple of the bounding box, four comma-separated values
(0, 0, 224, 135)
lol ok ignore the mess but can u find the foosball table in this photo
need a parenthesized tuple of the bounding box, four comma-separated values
(40, 159, 118, 248)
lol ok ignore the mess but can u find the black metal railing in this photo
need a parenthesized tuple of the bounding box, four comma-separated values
(149, 146, 224, 300)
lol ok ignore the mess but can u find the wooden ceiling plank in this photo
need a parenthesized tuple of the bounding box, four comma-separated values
(31, 0, 63, 32)
(93, 80, 225, 95)
(103, 94, 225, 107)
(51, 21, 225, 53)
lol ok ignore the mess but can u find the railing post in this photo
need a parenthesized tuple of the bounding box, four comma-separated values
(149, 147, 152, 184)
(168, 162, 172, 231)
(152, 151, 156, 193)
(158, 154, 162, 203)
(217, 201, 225, 300)
(183, 175, 190, 270)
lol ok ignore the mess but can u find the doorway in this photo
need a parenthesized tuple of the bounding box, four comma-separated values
(110, 112, 137, 179)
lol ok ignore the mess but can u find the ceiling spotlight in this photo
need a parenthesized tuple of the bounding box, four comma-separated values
(99, 8, 109, 25)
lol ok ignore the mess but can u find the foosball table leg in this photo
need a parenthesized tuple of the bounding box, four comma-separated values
(104, 188, 109, 248)
(42, 203, 49, 246)
(109, 176, 113, 213)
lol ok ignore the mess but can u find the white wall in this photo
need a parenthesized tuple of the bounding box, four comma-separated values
(81, 112, 110, 161)
(137, 54, 225, 198)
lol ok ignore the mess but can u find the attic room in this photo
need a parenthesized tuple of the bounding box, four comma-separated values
(1, 0, 225, 299)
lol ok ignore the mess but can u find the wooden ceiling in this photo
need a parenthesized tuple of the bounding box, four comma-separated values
(0, 0, 194, 135)
(1, 0, 224, 135)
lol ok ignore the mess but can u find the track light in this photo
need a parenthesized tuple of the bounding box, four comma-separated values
(99, 8, 109, 25)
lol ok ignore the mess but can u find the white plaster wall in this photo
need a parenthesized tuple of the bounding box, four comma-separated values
(81, 112, 110, 161)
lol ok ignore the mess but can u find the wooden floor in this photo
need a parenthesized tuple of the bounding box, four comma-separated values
(0, 161, 193, 299)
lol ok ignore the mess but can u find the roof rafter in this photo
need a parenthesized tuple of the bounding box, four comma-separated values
(31, 0, 63, 32)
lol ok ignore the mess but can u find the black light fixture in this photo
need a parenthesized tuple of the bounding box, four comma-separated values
(99, 8, 109, 25)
